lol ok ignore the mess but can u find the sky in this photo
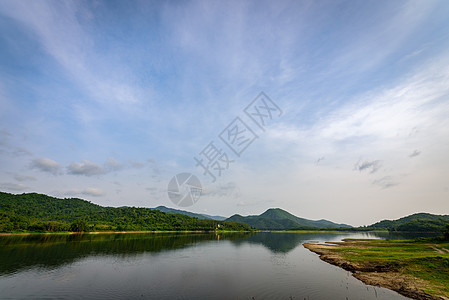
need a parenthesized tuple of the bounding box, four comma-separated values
(1, 0, 449, 226)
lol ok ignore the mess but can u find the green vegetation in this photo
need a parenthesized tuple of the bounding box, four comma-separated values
(0, 192, 254, 233)
(2, 191, 447, 234)
(312, 238, 449, 298)
(360, 213, 449, 233)
(444, 224, 449, 240)
(226, 208, 352, 230)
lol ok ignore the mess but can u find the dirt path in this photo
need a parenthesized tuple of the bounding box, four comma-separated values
(430, 245, 445, 254)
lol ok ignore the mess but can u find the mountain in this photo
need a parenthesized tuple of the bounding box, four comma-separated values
(153, 206, 227, 221)
(367, 213, 449, 232)
(0, 192, 252, 232)
(226, 208, 352, 230)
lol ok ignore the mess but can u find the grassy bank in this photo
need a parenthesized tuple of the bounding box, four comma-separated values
(304, 238, 449, 300)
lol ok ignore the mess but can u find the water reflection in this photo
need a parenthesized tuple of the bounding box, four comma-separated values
(0, 232, 412, 300)
(0, 233, 249, 275)
(1, 231, 436, 276)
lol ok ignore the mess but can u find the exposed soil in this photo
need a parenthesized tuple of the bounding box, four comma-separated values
(303, 243, 448, 300)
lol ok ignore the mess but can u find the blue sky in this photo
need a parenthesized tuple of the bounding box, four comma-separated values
(1, 0, 449, 226)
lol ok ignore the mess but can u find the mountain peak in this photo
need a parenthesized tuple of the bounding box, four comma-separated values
(227, 207, 352, 230)
(260, 208, 294, 219)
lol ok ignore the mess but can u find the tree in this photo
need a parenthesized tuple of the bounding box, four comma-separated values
(443, 224, 449, 240)
(70, 219, 89, 232)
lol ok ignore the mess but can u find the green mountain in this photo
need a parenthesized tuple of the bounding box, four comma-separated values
(226, 208, 352, 230)
(0, 192, 253, 232)
(367, 213, 449, 232)
(154, 206, 227, 221)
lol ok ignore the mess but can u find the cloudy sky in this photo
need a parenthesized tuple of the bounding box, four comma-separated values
(1, 0, 448, 226)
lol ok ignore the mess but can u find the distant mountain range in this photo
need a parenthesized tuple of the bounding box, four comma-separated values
(153, 206, 227, 221)
(1, 191, 448, 233)
(226, 208, 352, 230)
(153, 206, 352, 230)
(157, 206, 449, 232)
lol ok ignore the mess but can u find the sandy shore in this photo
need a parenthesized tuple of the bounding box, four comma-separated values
(303, 242, 447, 300)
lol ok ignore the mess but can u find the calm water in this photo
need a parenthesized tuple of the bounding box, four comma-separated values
(0, 231, 419, 299)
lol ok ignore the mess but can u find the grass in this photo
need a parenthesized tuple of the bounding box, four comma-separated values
(330, 238, 449, 298)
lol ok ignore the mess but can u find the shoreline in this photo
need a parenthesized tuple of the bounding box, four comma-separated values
(303, 241, 448, 300)
(0, 230, 255, 236)
(0, 229, 357, 236)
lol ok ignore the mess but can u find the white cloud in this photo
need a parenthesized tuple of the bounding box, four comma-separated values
(354, 160, 382, 174)
(320, 60, 449, 143)
(409, 150, 421, 158)
(67, 160, 105, 176)
(266, 53, 449, 159)
(31, 158, 62, 175)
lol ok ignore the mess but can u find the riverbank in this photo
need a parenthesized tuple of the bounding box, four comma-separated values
(304, 238, 449, 300)
(0, 230, 254, 236)
(0, 229, 349, 236)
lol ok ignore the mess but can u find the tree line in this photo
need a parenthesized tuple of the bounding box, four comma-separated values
(0, 192, 254, 233)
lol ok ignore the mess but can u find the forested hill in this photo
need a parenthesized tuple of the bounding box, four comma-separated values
(226, 208, 352, 230)
(366, 213, 449, 232)
(0, 192, 253, 233)
(154, 206, 227, 221)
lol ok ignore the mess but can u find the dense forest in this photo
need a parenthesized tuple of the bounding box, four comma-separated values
(355, 213, 449, 233)
(0, 192, 254, 233)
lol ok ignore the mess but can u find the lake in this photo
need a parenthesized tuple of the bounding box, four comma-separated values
(0, 231, 418, 299)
